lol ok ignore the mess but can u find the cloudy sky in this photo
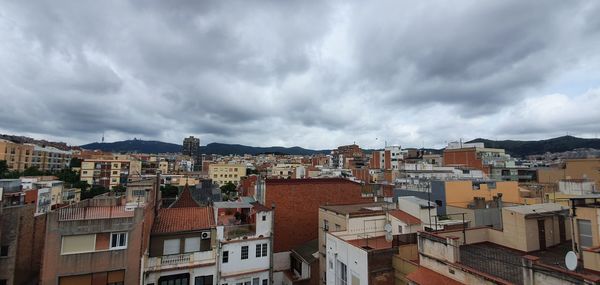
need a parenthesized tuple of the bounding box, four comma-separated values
(1, 1, 599, 149)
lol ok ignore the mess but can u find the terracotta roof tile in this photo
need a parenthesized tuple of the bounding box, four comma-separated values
(169, 184, 201, 208)
(406, 267, 464, 285)
(250, 201, 273, 212)
(152, 207, 214, 234)
(389, 209, 421, 225)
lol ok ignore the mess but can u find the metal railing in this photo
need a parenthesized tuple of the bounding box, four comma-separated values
(58, 206, 134, 221)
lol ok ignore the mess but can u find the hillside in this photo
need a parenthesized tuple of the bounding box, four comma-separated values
(468, 136, 600, 157)
(80, 140, 328, 155)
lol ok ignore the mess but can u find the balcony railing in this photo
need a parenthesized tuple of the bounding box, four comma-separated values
(223, 224, 256, 239)
(146, 251, 216, 271)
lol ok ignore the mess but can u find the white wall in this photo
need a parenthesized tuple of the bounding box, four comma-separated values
(220, 238, 271, 276)
(325, 233, 368, 285)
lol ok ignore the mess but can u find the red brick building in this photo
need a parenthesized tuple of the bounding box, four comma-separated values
(443, 148, 486, 173)
(264, 178, 372, 253)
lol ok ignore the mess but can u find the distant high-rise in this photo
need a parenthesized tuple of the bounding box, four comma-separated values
(182, 136, 201, 171)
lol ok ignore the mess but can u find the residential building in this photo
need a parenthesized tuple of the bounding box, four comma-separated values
(144, 185, 216, 285)
(214, 201, 273, 285)
(443, 142, 513, 174)
(30, 144, 72, 172)
(183, 136, 201, 171)
(39, 182, 157, 285)
(208, 163, 246, 186)
(0, 197, 47, 285)
(0, 139, 34, 172)
(80, 159, 142, 188)
(408, 203, 576, 285)
(319, 202, 421, 285)
(558, 178, 597, 195)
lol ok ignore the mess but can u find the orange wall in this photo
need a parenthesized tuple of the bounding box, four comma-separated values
(444, 180, 520, 207)
(565, 159, 600, 188)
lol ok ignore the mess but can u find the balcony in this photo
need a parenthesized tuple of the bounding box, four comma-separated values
(146, 251, 216, 272)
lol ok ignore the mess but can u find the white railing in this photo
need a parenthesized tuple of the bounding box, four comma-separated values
(146, 250, 216, 271)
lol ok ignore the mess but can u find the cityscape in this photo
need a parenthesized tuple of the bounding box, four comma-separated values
(2, 1, 600, 285)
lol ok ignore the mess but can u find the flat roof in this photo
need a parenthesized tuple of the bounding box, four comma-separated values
(320, 202, 393, 215)
(504, 203, 568, 215)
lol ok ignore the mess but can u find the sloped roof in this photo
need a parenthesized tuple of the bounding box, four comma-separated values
(389, 209, 421, 225)
(291, 239, 318, 264)
(169, 184, 201, 208)
(152, 207, 214, 234)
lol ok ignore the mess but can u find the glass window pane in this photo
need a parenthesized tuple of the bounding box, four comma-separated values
(185, 237, 201, 253)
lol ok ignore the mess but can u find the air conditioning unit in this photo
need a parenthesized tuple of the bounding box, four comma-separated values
(201, 232, 211, 239)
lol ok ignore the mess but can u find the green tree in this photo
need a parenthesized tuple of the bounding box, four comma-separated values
(112, 185, 126, 193)
(0, 160, 8, 178)
(22, 166, 45, 177)
(81, 185, 108, 200)
(160, 185, 179, 198)
(220, 182, 237, 196)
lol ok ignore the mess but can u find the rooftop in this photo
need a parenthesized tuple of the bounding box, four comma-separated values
(152, 207, 214, 234)
(388, 210, 421, 225)
(406, 266, 463, 285)
(169, 184, 201, 208)
(504, 203, 568, 216)
(291, 239, 318, 264)
(397, 196, 436, 208)
(320, 202, 393, 216)
(347, 235, 392, 250)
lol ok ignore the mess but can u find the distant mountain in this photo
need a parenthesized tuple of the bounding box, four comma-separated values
(80, 139, 329, 155)
(81, 140, 182, 153)
(468, 136, 600, 157)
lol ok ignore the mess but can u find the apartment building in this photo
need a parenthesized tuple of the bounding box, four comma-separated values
(208, 163, 246, 186)
(80, 159, 142, 188)
(443, 142, 513, 174)
(30, 144, 72, 171)
(0, 139, 34, 172)
(144, 185, 216, 285)
(40, 188, 157, 285)
(0, 195, 47, 285)
(319, 202, 421, 285)
(214, 201, 273, 285)
(407, 203, 583, 285)
(370, 145, 407, 171)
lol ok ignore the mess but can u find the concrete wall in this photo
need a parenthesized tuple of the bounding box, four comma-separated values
(219, 238, 270, 280)
(325, 233, 368, 285)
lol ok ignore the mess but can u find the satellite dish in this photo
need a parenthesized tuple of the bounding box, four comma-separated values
(385, 231, 393, 242)
(565, 251, 578, 271)
(384, 223, 392, 233)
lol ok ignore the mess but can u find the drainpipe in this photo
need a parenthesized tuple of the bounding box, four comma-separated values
(270, 203, 275, 284)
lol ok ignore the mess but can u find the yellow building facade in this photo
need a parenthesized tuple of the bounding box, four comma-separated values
(208, 163, 246, 186)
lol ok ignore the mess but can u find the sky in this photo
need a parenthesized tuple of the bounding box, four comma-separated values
(1, 1, 600, 149)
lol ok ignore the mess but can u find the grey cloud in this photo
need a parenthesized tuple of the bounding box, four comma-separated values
(0, 0, 599, 148)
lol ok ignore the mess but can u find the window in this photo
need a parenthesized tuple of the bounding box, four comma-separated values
(222, 251, 229, 263)
(578, 219, 593, 248)
(398, 225, 403, 234)
(0, 245, 8, 256)
(262, 215, 266, 221)
(336, 260, 347, 285)
(61, 234, 96, 254)
(323, 219, 329, 231)
(255, 243, 268, 257)
(185, 237, 201, 253)
(0, 279, 6, 285)
(291, 256, 302, 275)
(163, 239, 180, 255)
(335, 224, 341, 231)
(241, 246, 249, 259)
(252, 278, 259, 285)
(158, 273, 189, 285)
(110, 232, 127, 249)
(195, 275, 213, 285)
(262, 280, 268, 285)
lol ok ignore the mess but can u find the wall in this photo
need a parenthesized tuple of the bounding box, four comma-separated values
(219, 238, 270, 277)
(442, 148, 486, 173)
(325, 233, 368, 285)
(565, 159, 600, 189)
(265, 179, 371, 253)
(573, 207, 600, 254)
